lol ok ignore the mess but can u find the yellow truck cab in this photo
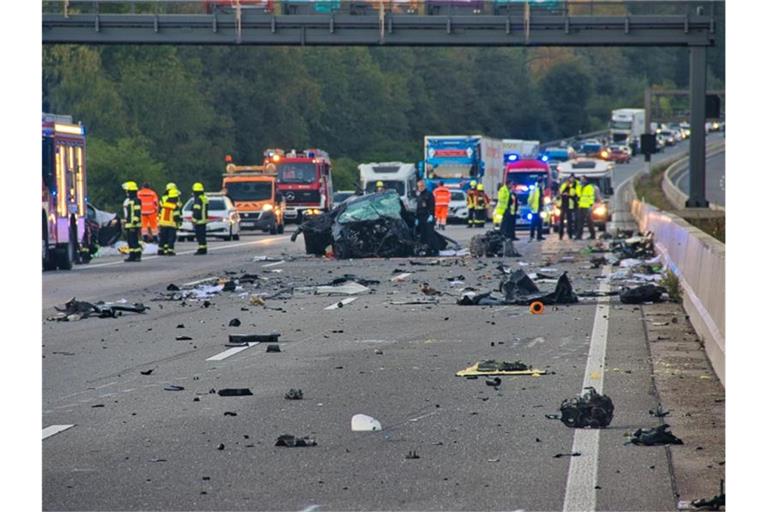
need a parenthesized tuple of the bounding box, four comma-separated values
(221, 156, 286, 234)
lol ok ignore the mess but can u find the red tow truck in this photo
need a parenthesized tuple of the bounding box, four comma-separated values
(266, 148, 334, 223)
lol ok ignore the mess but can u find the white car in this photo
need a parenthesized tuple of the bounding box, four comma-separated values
(179, 193, 241, 241)
(448, 190, 469, 221)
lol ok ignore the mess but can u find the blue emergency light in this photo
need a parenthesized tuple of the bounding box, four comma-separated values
(541, 155, 549, 162)
(506, 154, 520, 162)
(526, 213, 533, 220)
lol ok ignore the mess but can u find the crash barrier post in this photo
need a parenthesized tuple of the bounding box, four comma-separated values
(663, 142, 726, 211)
(629, 198, 725, 385)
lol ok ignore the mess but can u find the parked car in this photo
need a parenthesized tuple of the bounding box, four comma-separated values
(448, 189, 469, 222)
(179, 193, 241, 241)
(332, 190, 356, 209)
(658, 130, 677, 147)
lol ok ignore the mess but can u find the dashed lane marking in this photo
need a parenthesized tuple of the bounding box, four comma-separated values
(324, 297, 358, 310)
(562, 265, 611, 512)
(43, 424, 75, 440)
(206, 342, 260, 362)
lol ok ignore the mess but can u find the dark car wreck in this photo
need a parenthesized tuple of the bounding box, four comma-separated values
(291, 190, 458, 258)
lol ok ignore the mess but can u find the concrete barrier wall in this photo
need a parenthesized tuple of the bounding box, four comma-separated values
(630, 197, 726, 385)
(662, 142, 726, 210)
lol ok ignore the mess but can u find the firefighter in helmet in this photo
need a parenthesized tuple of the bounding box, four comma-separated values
(158, 188, 181, 256)
(122, 181, 142, 262)
(191, 182, 209, 255)
(375, 180, 385, 193)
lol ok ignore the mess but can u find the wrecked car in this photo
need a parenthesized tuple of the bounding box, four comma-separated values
(291, 190, 457, 258)
(548, 387, 614, 428)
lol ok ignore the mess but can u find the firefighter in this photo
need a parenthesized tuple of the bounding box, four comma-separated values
(495, 175, 519, 240)
(558, 174, 580, 240)
(375, 180, 385, 193)
(527, 178, 546, 241)
(432, 180, 451, 231)
(474, 183, 490, 229)
(191, 182, 209, 255)
(576, 175, 597, 240)
(158, 188, 181, 256)
(466, 180, 478, 228)
(122, 181, 142, 262)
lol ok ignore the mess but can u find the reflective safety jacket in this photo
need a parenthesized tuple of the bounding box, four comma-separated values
(579, 183, 596, 208)
(123, 195, 141, 229)
(466, 189, 479, 208)
(559, 181, 580, 210)
(137, 187, 159, 215)
(475, 191, 490, 209)
(433, 186, 451, 207)
(158, 198, 181, 228)
(494, 185, 517, 217)
(192, 193, 209, 225)
(527, 185, 543, 213)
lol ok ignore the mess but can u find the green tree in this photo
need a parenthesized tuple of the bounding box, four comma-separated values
(539, 61, 594, 138)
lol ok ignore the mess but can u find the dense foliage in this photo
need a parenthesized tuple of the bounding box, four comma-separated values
(43, 44, 724, 209)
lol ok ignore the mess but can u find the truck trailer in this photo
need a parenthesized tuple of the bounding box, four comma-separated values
(422, 135, 503, 197)
(610, 108, 645, 154)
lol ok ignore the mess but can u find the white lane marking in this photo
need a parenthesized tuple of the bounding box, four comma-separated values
(562, 265, 611, 512)
(390, 272, 412, 282)
(262, 260, 285, 268)
(72, 236, 290, 270)
(206, 342, 259, 362)
(324, 297, 357, 310)
(43, 424, 75, 440)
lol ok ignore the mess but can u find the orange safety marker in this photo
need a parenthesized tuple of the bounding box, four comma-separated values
(530, 301, 545, 315)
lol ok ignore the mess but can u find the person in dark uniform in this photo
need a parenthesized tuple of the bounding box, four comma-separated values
(191, 182, 209, 255)
(121, 181, 142, 262)
(415, 179, 439, 253)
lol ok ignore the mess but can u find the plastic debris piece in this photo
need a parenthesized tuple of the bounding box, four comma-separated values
(619, 284, 666, 304)
(553, 452, 582, 458)
(140, 369, 154, 375)
(229, 333, 280, 343)
(285, 389, 304, 400)
(166, 284, 180, 291)
(228, 318, 241, 327)
(457, 360, 544, 377)
(351, 414, 382, 432)
(164, 385, 184, 391)
(266, 344, 281, 353)
(275, 434, 317, 447)
(175, 336, 193, 341)
(405, 450, 420, 460)
(628, 424, 683, 446)
(217, 388, 253, 397)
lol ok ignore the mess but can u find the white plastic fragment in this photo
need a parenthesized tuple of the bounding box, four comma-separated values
(351, 414, 382, 432)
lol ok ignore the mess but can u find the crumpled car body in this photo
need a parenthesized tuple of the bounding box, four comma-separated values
(85, 203, 122, 248)
(292, 190, 452, 258)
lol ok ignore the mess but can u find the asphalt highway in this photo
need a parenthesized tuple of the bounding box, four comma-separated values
(45, 221, 680, 511)
(670, 149, 726, 207)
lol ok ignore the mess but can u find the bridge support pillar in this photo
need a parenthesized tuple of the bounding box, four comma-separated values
(686, 45, 709, 208)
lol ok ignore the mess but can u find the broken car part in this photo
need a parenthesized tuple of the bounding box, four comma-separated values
(51, 298, 149, 320)
(469, 230, 520, 257)
(217, 388, 253, 397)
(628, 424, 683, 446)
(550, 387, 614, 428)
(228, 333, 280, 344)
(266, 344, 281, 353)
(619, 284, 666, 304)
(275, 435, 317, 447)
(284, 389, 303, 400)
(456, 360, 545, 377)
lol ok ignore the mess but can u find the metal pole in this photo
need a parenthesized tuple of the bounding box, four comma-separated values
(686, 45, 708, 208)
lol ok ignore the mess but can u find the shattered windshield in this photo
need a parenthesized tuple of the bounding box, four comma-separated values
(277, 163, 316, 184)
(337, 191, 403, 224)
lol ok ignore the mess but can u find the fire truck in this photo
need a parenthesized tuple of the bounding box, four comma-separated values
(42, 113, 88, 271)
(267, 148, 334, 223)
(221, 154, 286, 234)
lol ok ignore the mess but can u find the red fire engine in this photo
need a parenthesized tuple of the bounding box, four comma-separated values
(265, 148, 334, 223)
(42, 113, 88, 270)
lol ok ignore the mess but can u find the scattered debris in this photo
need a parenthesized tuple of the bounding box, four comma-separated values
(553, 452, 582, 458)
(390, 298, 439, 305)
(619, 284, 666, 304)
(686, 480, 725, 511)
(249, 295, 266, 306)
(321, 274, 380, 287)
(217, 388, 253, 397)
(223, 411, 237, 417)
(228, 318, 241, 327)
(166, 284, 180, 291)
(485, 377, 502, 388)
(405, 450, 420, 460)
(275, 434, 317, 447)
(457, 360, 545, 377)
(548, 387, 614, 428)
(266, 344, 281, 353)
(164, 385, 185, 392)
(469, 230, 520, 257)
(627, 424, 683, 445)
(285, 389, 304, 400)
(139, 369, 154, 375)
(216, 443, 225, 450)
(351, 414, 383, 432)
(419, 282, 442, 296)
(529, 301, 545, 315)
(49, 298, 149, 321)
(229, 333, 280, 344)
(175, 335, 193, 341)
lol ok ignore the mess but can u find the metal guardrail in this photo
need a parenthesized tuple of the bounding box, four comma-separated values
(42, 1, 720, 46)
